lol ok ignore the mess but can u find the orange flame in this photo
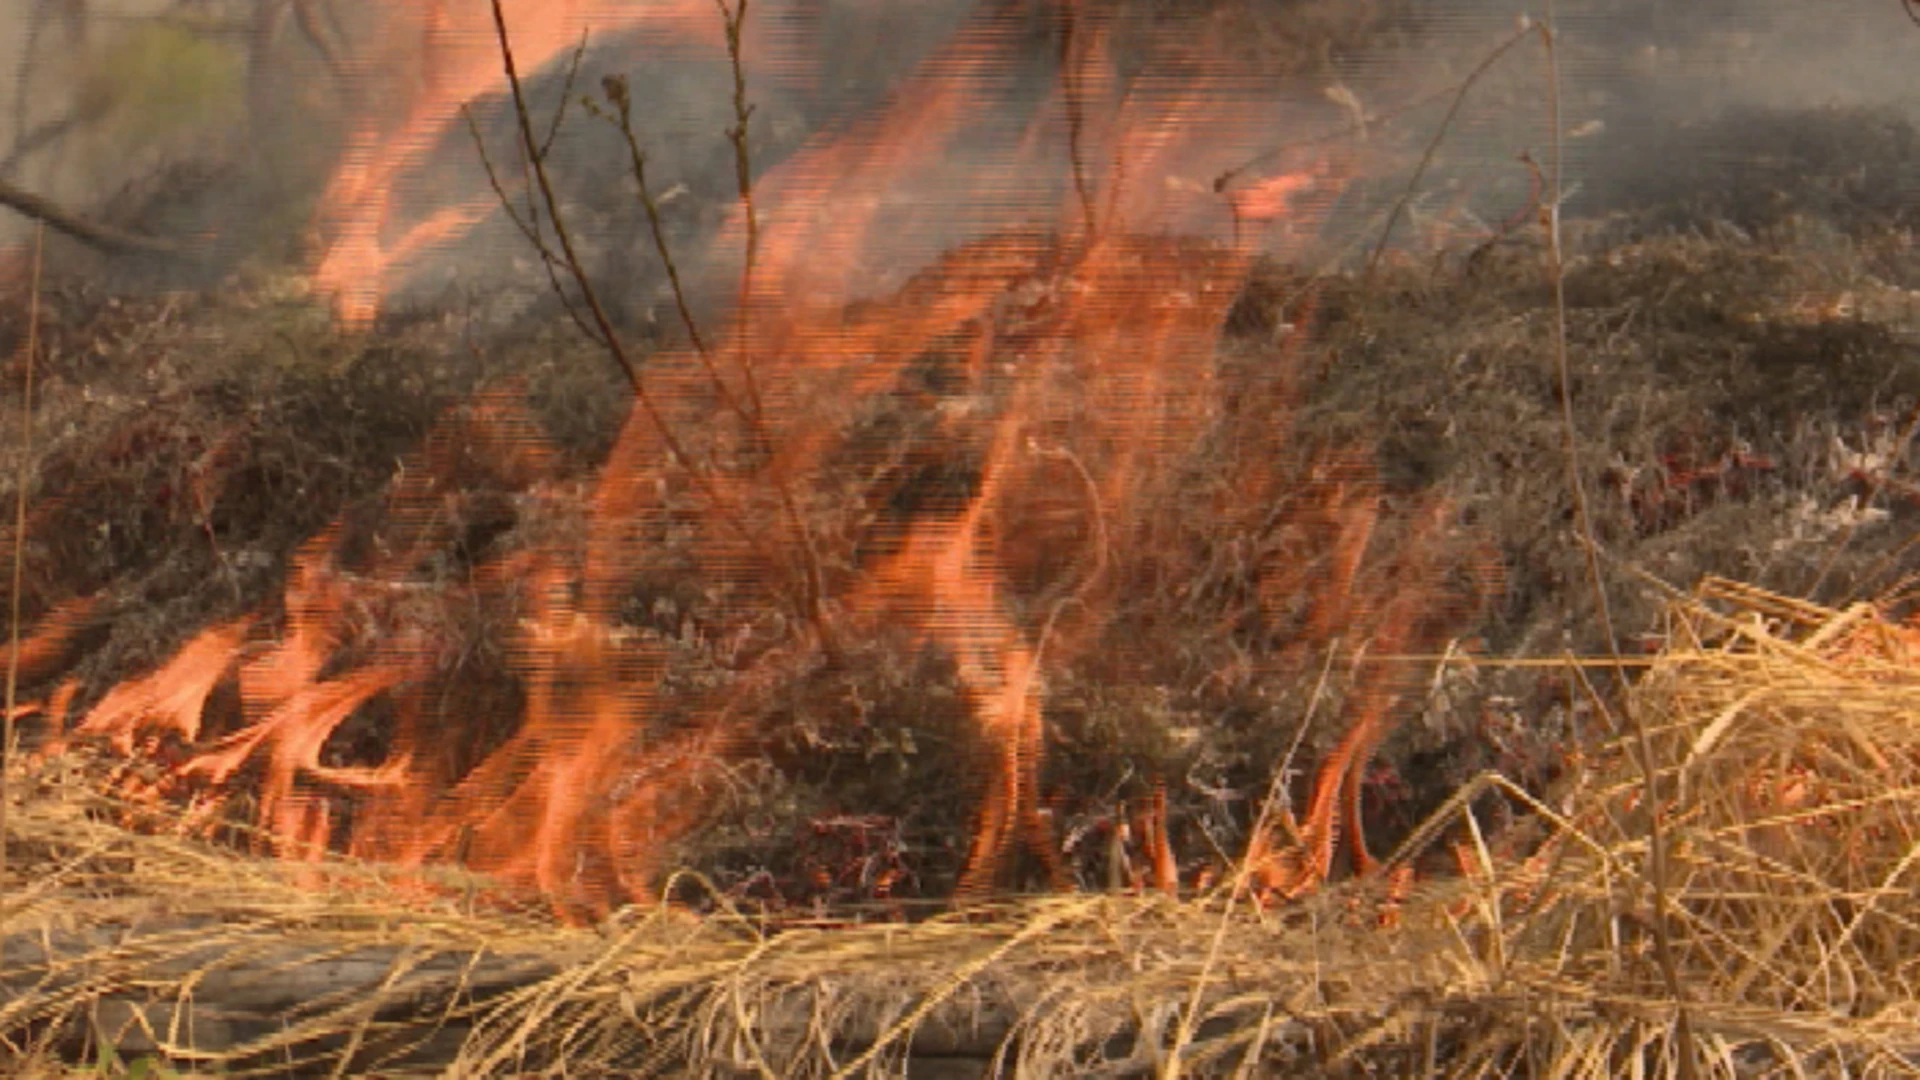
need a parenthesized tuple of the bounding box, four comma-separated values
(75, 619, 252, 753)
(311, 0, 733, 326)
(13, 0, 1501, 920)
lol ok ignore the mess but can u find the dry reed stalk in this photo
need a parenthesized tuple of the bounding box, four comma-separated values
(1, 222, 45, 889)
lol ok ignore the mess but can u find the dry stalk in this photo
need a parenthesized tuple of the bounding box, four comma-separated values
(1535, 7, 1695, 1072)
(1160, 646, 1339, 1075)
(2, 222, 45, 888)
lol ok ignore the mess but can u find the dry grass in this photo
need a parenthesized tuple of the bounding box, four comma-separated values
(5, 576, 1920, 1076)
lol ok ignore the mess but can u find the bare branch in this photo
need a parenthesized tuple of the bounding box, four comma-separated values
(715, 0, 767, 424)
(0, 177, 201, 259)
(484, 0, 813, 626)
(587, 80, 714, 370)
(462, 104, 605, 349)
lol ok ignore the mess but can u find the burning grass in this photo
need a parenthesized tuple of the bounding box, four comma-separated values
(4, 41, 1920, 1062)
(1, 250, 1915, 1073)
(7, 580, 1920, 1075)
(0, 228, 1495, 920)
(4, 186, 1918, 906)
(0, 1, 1913, 1077)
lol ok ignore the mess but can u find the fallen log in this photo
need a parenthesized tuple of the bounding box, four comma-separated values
(0, 920, 571, 1073)
(0, 917, 1048, 1075)
(0, 910, 1323, 1076)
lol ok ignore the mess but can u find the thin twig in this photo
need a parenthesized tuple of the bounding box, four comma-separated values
(487, 2, 747, 514)
(1165, 649, 1335, 1076)
(589, 81, 716, 380)
(288, 0, 352, 88)
(1363, 24, 1533, 280)
(537, 33, 590, 162)
(715, 0, 768, 426)
(712, 0, 830, 636)
(13, 0, 71, 151)
(1465, 149, 1546, 264)
(463, 105, 603, 348)
(592, 64, 832, 630)
(0, 99, 109, 179)
(2, 222, 46, 886)
(1216, 28, 1554, 194)
(483, 0, 827, 636)
(490, 6, 659, 398)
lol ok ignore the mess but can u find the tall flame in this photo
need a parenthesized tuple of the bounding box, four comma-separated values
(21, 0, 1496, 918)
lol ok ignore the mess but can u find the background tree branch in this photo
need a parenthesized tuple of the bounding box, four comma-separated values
(0, 176, 199, 259)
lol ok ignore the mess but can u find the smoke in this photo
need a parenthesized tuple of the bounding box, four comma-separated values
(0, 0, 1914, 309)
(1320, 0, 1920, 251)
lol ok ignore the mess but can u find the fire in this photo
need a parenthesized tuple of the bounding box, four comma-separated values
(15, 1, 1496, 918)
(310, 0, 735, 326)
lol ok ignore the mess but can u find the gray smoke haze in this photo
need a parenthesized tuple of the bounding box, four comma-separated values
(1, 0, 1914, 317)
